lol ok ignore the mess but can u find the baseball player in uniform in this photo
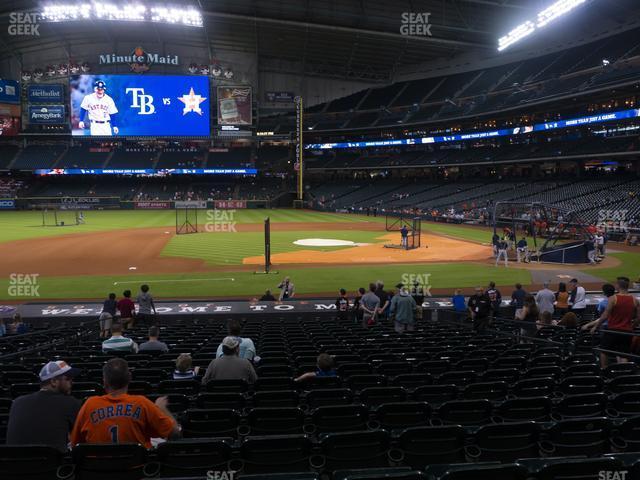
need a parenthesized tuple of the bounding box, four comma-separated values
(78, 80, 119, 136)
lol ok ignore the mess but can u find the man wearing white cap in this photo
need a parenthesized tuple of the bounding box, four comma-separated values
(6, 360, 81, 451)
(202, 336, 258, 384)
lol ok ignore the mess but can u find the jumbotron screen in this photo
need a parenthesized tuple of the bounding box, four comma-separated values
(69, 74, 210, 136)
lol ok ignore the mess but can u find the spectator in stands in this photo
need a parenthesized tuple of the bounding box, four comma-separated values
(99, 312, 113, 339)
(259, 289, 276, 301)
(202, 336, 258, 384)
(516, 295, 540, 337)
(139, 326, 169, 353)
(136, 284, 157, 325)
(336, 288, 350, 321)
(6, 313, 27, 335)
(557, 312, 578, 329)
(583, 277, 640, 367)
(537, 311, 553, 330)
(352, 287, 366, 323)
(173, 353, 200, 380)
(568, 278, 587, 320)
(511, 283, 527, 319)
(361, 283, 380, 327)
(486, 281, 502, 320)
(6, 360, 81, 452)
(102, 292, 117, 318)
(295, 353, 337, 382)
(555, 282, 570, 316)
(452, 289, 467, 320)
(495, 237, 508, 267)
(375, 281, 390, 320)
(117, 290, 136, 329)
(411, 282, 425, 322)
(216, 319, 256, 361)
(467, 287, 491, 333)
(535, 281, 556, 316)
(597, 284, 616, 326)
(70, 358, 179, 447)
(102, 322, 138, 354)
(277, 277, 295, 300)
(390, 283, 417, 331)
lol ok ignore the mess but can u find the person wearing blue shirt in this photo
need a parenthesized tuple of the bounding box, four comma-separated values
(215, 319, 256, 361)
(294, 354, 336, 382)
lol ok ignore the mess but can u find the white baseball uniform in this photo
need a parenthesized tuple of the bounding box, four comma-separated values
(80, 93, 118, 136)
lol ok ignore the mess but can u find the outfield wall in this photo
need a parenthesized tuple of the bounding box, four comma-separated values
(3, 197, 271, 210)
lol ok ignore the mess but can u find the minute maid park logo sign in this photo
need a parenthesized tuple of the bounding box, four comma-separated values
(98, 46, 179, 72)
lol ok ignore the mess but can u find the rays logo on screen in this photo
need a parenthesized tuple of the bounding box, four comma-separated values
(126, 87, 156, 115)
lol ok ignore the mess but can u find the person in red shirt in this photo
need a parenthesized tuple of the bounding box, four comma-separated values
(70, 358, 180, 448)
(117, 290, 136, 330)
(583, 277, 640, 367)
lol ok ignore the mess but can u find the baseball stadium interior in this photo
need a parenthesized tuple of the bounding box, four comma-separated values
(2, 1, 640, 479)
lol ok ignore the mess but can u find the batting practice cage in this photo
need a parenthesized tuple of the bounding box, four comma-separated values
(492, 201, 594, 264)
(384, 215, 422, 250)
(41, 208, 82, 227)
(175, 206, 199, 235)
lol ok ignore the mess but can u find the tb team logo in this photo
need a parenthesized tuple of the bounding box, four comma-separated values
(126, 87, 206, 116)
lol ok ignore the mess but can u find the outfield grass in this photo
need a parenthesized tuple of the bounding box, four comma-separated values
(1, 209, 635, 300)
(0, 209, 368, 243)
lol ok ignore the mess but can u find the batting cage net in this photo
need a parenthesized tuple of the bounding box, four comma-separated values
(176, 207, 198, 235)
(385, 215, 422, 250)
(492, 201, 594, 264)
(41, 208, 82, 227)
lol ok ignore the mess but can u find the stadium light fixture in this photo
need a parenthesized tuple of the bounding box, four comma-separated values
(497, 0, 587, 51)
(40, 3, 203, 27)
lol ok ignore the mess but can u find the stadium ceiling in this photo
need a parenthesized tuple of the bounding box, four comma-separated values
(0, 0, 640, 82)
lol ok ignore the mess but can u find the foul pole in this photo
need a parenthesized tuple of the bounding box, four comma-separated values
(295, 95, 303, 205)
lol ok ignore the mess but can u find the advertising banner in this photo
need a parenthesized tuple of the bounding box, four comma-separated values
(214, 200, 246, 209)
(217, 86, 252, 125)
(0, 79, 20, 104)
(134, 201, 171, 209)
(175, 200, 207, 209)
(28, 105, 66, 124)
(265, 91, 294, 103)
(28, 84, 64, 103)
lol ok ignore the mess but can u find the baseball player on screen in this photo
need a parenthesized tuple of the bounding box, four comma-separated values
(78, 80, 119, 136)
